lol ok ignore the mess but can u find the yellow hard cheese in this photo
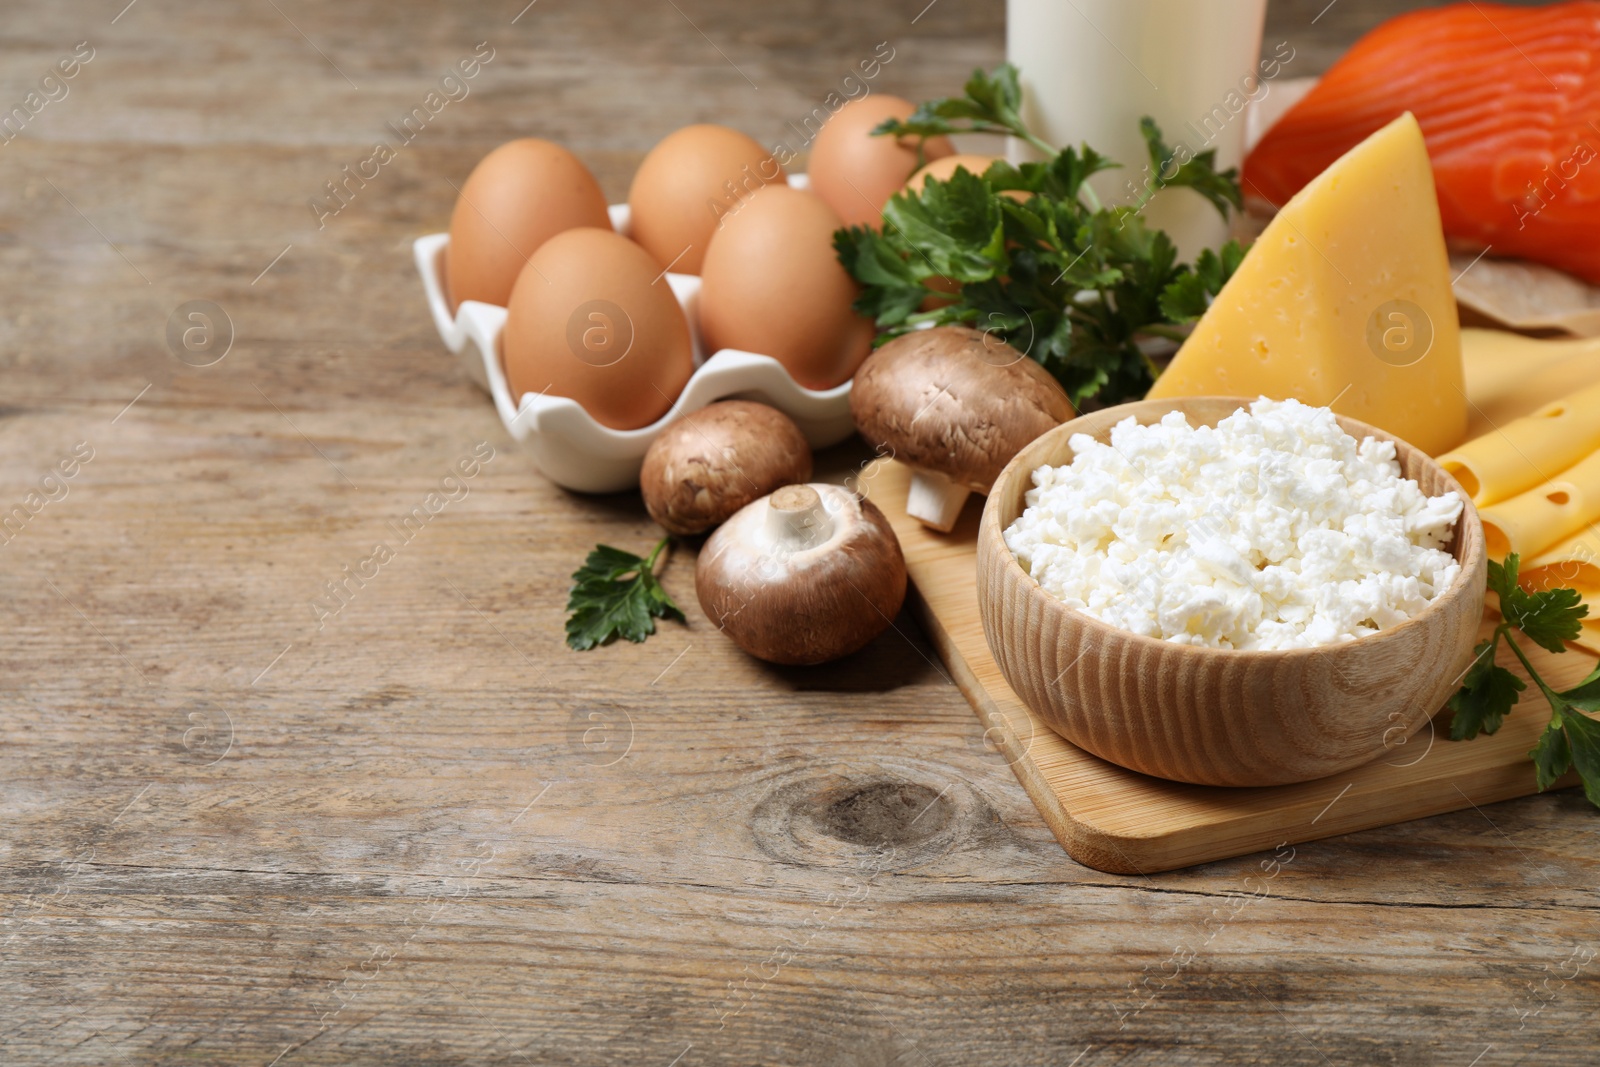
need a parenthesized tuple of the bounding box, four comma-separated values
(1459, 328, 1600, 440)
(1149, 112, 1466, 456)
(1439, 377, 1600, 506)
(1479, 449, 1600, 561)
(1524, 527, 1600, 599)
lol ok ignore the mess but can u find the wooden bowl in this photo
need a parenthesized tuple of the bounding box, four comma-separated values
(977, 397, 1487, 787)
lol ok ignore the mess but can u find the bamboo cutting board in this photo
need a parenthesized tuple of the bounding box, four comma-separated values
(861, 459, 1595, 874)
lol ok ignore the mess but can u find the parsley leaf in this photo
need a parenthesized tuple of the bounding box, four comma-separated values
(841, 66, 1244, 409)
(1156, 268, 1215, 325)
(834, 225, 925, 327)
(1502, 584, 1587, 654)
(1447, 637, 1525, 740)
(1560, 706, 1600, 806)
(1486, 554, 1521, 601)
(880, 168, 1005, 281)
(565, 537, 684, 651)
(874, 63, 1056, 158)
(1138, 117, 1243, 219)
(1451, 552, 1600, 809)
(1559, 662, 1600, 711)
(1531, 719, 1573, 793)
(1160, 242, 1246, 323)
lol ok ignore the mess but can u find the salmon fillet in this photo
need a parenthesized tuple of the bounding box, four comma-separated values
(1244, 1, 1600, 285)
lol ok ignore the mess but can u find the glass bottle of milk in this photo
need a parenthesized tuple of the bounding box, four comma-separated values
(1007, 0, 1270, 260)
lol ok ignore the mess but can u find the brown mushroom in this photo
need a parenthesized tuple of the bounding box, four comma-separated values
(849, 325, 1075, 532)
(640, 400, 812, 536)
(696, 483, 906, 665)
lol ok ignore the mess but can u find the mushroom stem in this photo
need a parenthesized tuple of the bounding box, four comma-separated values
(766, 484, 834, 549)
(905, 469, 972, 533)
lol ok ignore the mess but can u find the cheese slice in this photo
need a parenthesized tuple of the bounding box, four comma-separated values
(1150, 113, 1466, 456)
(1484, 506, 1600, 652)
(1522, 526, 1600, 599)
(1479, 449, 1600, 561)
(1438, 378, 1600, 506)
(1462, 329, 1600, 438)
(1579, 622, 1600, 657)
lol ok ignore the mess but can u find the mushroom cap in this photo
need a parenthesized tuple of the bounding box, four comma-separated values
(696, 483, 907, 666)
(849, 326, 1075, 493)
(640, 400, 813, 536)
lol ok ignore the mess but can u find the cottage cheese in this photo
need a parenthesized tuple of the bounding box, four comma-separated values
(1003, 398, 1464, 650)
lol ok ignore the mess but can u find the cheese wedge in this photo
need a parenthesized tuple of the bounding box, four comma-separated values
(1150, 113, 1466, 456)
(1438, 378, 1600, 506)
(1479, 450, 1600, 561)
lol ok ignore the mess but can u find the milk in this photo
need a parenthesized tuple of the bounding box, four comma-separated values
(1006, 0, 1271, 260)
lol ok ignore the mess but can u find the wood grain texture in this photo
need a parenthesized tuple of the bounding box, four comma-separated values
(3, 2, 1597, 1066)
(978, 397, 1488, 786)
(869, 458, 1590, 873)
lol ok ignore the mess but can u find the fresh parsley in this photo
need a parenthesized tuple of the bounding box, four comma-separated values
(565, 537, 685, 651)
(1448, 554, 1600, 807)
(872, 63, 1057, 160)
(838, 63, 1245, 408)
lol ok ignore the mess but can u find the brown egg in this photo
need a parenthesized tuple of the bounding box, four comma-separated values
(446, 139, 612, 311)
(906, 153, 1002, 192)
(807, 95, 954, 229)
(628, 125, 783, 276)
(502, 228, 694, 431)
(699, 185, 874, 391)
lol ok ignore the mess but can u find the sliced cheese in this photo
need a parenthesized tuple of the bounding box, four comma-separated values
(1150, 113, 1466, 456)
(1522, 527, 1600, 599)
(1579, 621, 1600, 657)
(1509, 453, 1600, 658)
(1479, 450, 1600, 560)
(1438, 378, 1600, 506)
(1462, 329, 1600, 438)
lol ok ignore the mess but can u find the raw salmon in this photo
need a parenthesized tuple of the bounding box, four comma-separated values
(1244, 2, 1600, 285)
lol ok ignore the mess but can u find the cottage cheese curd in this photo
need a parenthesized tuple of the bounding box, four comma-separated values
(1003, 399, 1464, 650)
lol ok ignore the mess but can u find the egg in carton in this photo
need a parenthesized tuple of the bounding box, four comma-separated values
(414, 173, 857, 494)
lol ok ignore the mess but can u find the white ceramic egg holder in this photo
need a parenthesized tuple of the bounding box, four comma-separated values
(413, 173, 856, 493)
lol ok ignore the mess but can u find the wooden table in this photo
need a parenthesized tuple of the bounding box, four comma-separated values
(3, 1, 1593, 1063)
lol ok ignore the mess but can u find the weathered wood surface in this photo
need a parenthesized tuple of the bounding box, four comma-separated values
(1, 1, 1594, 1065)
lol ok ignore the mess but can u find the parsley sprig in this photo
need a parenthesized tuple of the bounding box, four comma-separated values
(870, 63, 1058, 161)
(837, 63, 1245, 408)
(565, 537, 685, 651)
(1448, 554, 1600, 806)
